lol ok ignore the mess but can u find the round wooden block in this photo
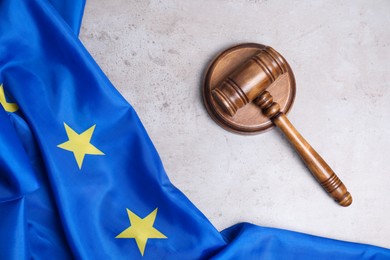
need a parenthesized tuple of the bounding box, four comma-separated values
(203, 43, 296, 134)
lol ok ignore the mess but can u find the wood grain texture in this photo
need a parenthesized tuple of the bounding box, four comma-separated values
(255, 91, 352, 206)
(203, 43, 296, 134)
(204, 43, 352, 206)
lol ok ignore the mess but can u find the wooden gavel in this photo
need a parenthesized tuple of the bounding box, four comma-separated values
(205, 44, 352, 206)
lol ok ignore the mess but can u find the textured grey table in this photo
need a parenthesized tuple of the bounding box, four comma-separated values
(80, 0, 390, 249)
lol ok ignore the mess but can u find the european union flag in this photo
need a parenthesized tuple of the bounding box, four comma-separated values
(0, 0, 389, 259)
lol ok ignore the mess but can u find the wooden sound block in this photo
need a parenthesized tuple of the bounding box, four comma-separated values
(203, 43, 296, 134)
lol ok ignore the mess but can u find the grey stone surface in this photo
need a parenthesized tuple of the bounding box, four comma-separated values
(80, 0, 390, 248)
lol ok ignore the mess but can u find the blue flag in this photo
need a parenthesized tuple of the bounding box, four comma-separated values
(0, 0, 389, 259)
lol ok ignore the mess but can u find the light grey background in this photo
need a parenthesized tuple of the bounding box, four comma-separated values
(80, 0, 390, 249)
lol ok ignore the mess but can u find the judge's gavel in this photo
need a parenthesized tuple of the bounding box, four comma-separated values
(203, 43, 352, 206)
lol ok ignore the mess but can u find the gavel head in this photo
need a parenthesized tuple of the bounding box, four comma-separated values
(211, 46, 288, 117)
(203, 43, 296, 134)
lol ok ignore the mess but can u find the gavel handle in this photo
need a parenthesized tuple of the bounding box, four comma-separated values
(255, 91, 352, 206)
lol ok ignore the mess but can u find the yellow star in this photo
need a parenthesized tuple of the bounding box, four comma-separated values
(57, 123, 104, 169)
(0, 84, 18, 112)
(116, 208, 167, 256)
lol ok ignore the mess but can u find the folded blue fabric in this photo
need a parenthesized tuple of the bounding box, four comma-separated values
(0, 0, 388, 258)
